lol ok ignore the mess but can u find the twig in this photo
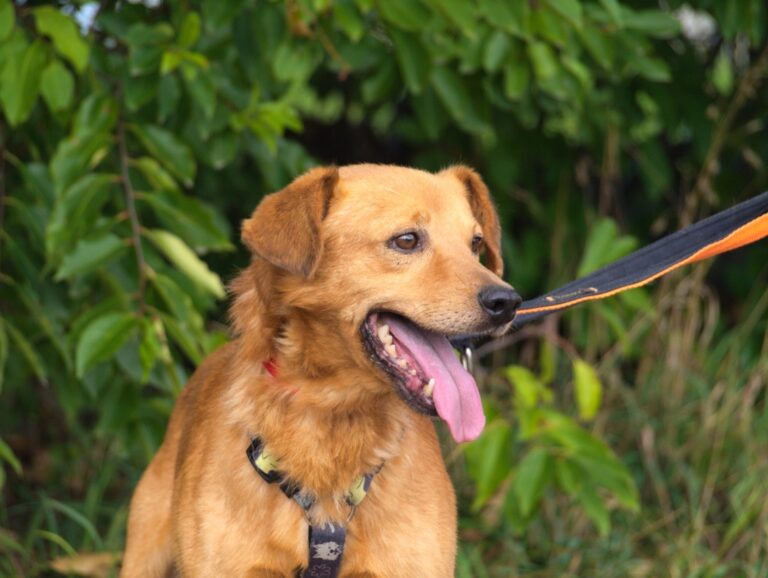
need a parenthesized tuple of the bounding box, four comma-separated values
(684, 42, 768, 224)
(117, 122, 147, 312)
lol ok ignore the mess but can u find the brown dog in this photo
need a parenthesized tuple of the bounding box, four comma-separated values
(121, 165, 520, 577)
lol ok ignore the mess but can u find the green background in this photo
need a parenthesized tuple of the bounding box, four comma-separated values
(1, 0, 767, 576)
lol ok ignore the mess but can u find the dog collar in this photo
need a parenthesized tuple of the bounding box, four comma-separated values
(246, 436, 376, 578)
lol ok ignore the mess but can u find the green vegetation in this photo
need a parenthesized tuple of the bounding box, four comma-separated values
(1, 0, 766, 576)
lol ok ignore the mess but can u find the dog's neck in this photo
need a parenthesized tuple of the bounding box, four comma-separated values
(228, 320, 414, 519)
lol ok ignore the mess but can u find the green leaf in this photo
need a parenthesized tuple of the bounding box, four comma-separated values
(158, 74, 180, 122)
(125, 74, 158, 111)
(623, 9, 681, 38)
(73, 93, 119, 136)
(44, 499, 103, 548)
(272, 43, 321, 83)
(512, 447, 551, 518)
(532, 8, 568, 46)
(477, 0, 530, 38)
(3, 319, 48, 382)
(577, 218, 616, 276)
(378, 0, 431, 32)
(0, 40, 46, 126)
(131, 124, 196, 187)
(430, 67, 491, 137)
(205, 132, 239, 169)
(334, 0, 364, 42)
(544, 0, 583, 28)
(50, 131, 113, 194)
(133, 157, 178, 192)
(55, 234, 128, 280)
(527, 41, 558, 80)
(573, 358, 602, 421)
(577, 484, 610, 536)
(712, 49, 734, 95)
(503, 61, 529, 101)
(505, 365, 543, 408)
(145, 229, 225, 298)
(184, 70, 217, 119)
(178, 12, 202, 48)
(554, 458, 583, 495)
(0, 0, 14, 41)
(626, 56, 671, 82)
(428, 0, 477, 37)
(138, 191, 232, 252)
(599, 0, 624, 27)
(160, 313, 203, 363)
(482, 30, 510, 73)
(391, 29, 431, 93)
(76, 312, 139, 378)
(40, 60, 74, 112)
(47, 174, 118, 257)
(562, 55, 592, 90)
(127, 23, 173, 75)
(33, 6, 89, 73)
(577, 27, 613, 70)
(464, 420, 513, 510)
(0, 438, 22, 476)
(139, 318, 163, 382)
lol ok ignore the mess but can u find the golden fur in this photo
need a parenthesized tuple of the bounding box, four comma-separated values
(121, 164, 514, 577)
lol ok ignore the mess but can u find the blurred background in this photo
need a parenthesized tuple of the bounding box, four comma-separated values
(1, 0, 767, 576)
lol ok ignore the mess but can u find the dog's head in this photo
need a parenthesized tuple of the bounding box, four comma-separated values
(234, 164, 520, 442)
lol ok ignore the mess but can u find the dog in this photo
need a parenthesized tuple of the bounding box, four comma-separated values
(121, 164, 521, 577)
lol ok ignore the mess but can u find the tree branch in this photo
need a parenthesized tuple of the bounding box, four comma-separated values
(117, 122, 147, 311)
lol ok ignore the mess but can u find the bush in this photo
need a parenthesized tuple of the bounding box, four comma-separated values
(1, 1, 766, 576)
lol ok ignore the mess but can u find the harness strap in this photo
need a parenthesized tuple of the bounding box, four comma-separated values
(305, 523, 346, 578)
(246, 437, 376, 578)
(512, 191, 768, 330)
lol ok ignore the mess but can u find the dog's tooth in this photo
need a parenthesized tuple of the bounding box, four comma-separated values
(382, 333, 393, 345)
(385, 344, 397, 357)
(423, 378, 436, 397)
(397, 359, 408, 369)
(377, 324, 391, 342)
(409, 368, 417, 376)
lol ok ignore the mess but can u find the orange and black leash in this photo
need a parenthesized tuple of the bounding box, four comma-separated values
(510, 191, 768, 331)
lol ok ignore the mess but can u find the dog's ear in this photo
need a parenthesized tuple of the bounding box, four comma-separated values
(242, 167, 339, 278)
(440, 165, 504, 277)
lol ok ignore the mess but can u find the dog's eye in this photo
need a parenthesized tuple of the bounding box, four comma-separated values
(471, 235, 484, 254)
(390, 232, 421, 252)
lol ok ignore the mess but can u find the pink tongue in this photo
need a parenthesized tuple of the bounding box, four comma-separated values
(383, 315, 486, 443)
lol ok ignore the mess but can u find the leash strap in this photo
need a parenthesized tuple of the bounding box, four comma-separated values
(512, 191, 768, 330)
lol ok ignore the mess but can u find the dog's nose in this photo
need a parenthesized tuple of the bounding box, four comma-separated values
(478, 286, 522, 325)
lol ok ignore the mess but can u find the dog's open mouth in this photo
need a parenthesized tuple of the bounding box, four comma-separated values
(362, 312, 485, 443)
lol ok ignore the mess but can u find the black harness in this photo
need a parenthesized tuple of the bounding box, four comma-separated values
(246, 437, 376, 578)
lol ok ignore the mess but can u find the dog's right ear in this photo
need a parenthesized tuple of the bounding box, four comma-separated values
(242, 167, 339, 278)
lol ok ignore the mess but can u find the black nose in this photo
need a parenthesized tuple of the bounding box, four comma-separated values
(478, 286, 522, 325)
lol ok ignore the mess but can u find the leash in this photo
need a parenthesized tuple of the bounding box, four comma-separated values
(510, 191, 768, 330)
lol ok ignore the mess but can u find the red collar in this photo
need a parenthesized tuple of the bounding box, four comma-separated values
(262, 358, 298, 395)
(262, 358, 278, 377)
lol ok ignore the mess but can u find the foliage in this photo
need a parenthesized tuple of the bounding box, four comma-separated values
(0, 0, 767, 576)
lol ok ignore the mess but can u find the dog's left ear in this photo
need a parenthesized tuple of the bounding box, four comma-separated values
(440, 165, 504, 277)
(242, 166, 339, 278)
